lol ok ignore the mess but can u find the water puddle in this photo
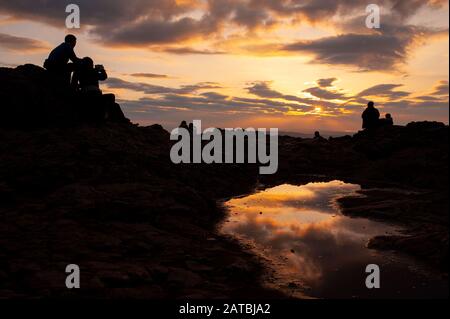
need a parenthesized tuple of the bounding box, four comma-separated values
(220, 181, 448, 299)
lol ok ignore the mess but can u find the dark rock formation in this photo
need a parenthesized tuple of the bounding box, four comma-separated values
(0, 64, 129, 129)
(0, 64, 448, 298)
(0, 122, 266, 298)
(271, 122, 448, 189)
(0, 64, 76, 128)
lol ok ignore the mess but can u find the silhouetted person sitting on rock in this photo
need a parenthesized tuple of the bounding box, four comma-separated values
(180, 121, 189, 130)
(74, 57, 107, 94)
(362, 101, 380, 130)
(73, 57, 129, 124)
(379, 113, 394, 127)
(44, 34, 81, 86)
(314, 131, 327, 142)
(386, 113, 394, 125)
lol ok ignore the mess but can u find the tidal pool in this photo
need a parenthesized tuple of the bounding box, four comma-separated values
(220, 181, 448, 299)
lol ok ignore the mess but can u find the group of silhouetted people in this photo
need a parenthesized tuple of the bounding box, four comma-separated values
(362, 101, 394, 130)
(44, 34, 129, 124)
(43, 35, 396, 130)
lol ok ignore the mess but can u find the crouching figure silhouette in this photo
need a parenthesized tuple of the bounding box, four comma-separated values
(73, 57, 129, 124)
(379, 113, 394, 127)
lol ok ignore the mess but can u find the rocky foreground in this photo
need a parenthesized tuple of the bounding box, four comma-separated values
(0, 65, 448, 298)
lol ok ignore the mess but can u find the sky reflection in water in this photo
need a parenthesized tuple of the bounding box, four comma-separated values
(220, 181, 448, 299)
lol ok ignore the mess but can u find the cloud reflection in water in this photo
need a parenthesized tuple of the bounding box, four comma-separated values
(221, 181, 400, 297)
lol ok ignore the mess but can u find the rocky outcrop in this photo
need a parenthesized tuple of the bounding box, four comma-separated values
(0, 64, 448, 298)
(0, 64, 76, 128)
(0, 64, 129, 128)
(0, 122, 274, 298)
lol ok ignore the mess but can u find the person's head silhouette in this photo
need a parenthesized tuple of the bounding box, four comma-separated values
(368, 101, 375, 109)
(65, 34, 77, 49)
(386, 113, 392, 119)
(82, 57, 94, 69)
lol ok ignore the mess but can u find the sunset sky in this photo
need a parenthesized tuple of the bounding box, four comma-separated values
(0, 0, 448, 132)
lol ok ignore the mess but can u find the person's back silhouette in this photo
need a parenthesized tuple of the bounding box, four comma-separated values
(385, 113, 394, 126)
(362, 101, 380, 130)
(314, 131, 327, 142)
(44, 34, 81, 86)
